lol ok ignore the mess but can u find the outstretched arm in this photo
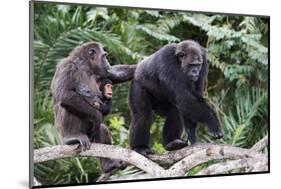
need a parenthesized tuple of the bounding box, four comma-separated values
(107, 64, 137, 84)
(175, 90, 223, 139)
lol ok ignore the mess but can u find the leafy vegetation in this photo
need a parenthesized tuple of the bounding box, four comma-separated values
(32, 2, 268, 186)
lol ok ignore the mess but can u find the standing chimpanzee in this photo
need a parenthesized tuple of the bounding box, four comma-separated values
(51, 42, 136, 173)
(129, 40, 223, 155)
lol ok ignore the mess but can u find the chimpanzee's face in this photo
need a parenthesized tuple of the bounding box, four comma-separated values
(83, 42, 111, 76)
(176, 43, 203, 81)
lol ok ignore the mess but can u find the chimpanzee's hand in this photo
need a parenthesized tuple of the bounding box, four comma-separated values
(64, 135, 91, 151)
(92, 101, 101, 109)
(88, 95, 102, 110)
(210, 130, 224, 139)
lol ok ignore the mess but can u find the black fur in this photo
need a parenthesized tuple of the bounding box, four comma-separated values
(98, 79, 113, 116)
(51, 42, 134, 172)
(129, 40, 223, 155)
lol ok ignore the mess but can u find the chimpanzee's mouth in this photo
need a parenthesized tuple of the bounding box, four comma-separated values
(107, 92, 113, 98)
(190, 75, 199, 81)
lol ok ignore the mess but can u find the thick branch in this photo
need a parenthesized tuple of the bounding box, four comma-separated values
(34, 143, 166, 177)
(34, 136, 268, 179)
(148, 143, 266, 167)
(166, 144, 267, 176)
(196, 159, 254, 175)
(250, 135, 268, 152)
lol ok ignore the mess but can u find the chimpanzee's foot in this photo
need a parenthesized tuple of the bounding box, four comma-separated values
(165, 139, 188, 151)
(133, 147, 154, 156)
(102, 159, 127, 173)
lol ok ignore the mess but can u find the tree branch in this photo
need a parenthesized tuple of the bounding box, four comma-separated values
(34, 135, 268, 180)
(164, 144, 266, 176)
(35, 143, 166, 177)
(250, 135, 268, 152)
(194, 135, 269, 176)
(147, 143, 266, 167)
(196, 158, 262, 176)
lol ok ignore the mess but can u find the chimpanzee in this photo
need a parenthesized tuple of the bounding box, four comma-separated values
(77, 79, 113, 116)
(129, 40, 223, 155)
(51, 42, 136, 172)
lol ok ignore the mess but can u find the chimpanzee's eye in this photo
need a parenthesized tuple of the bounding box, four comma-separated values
(179, 52, 186, 59)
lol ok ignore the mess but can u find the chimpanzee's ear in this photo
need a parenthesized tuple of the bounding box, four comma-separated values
(85, 47, 97, 61)
(87, 48, 96, 56)
(83, 43, 99, 59)
(200, 46, 207, 65)
(175, 45, 185, 62)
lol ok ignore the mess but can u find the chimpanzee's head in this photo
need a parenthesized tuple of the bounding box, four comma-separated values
(175, 40, 204, 81)
(74, 42, 111, 77)
(99, 79, 113, 99)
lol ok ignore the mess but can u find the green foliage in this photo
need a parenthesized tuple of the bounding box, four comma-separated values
(33, 2, 268, 185)
(33, 107, 101, 185)
(108, 116, 129, 147)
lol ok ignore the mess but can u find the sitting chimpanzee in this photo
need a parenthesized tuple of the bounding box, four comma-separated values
(51, 42, 136, 173)
(129, 40, 223, 155)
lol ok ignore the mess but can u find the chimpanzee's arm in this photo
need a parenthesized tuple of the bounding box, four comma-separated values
(77, 83, 102, 107)
(107, 64, 137, 84)
(99, 100, 112, 116)
(175, 90, 223, 139)
(60, 88, 102, 122)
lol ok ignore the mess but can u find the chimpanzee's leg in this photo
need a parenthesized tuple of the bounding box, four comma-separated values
(129, 81, 154, 156)
(57, 109, 91, 151)
(88, 123, 126, 173)
(162, 109, 187, 151)
(97, 124, 126, 173)
(184, 119, 198, 145)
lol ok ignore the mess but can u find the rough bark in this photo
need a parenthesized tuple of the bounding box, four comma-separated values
(34, 135, 268, 181)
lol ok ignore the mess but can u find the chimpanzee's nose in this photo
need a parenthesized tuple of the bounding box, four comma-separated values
(191, 69, 198, 76)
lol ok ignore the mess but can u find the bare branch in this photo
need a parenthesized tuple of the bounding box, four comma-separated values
(34, 143, 166, 177)
(166, 144, 267, 176)
(194, 136, 269, 176)
(250, 135, 268, 152)
(196, 159, 252, 175)
(34, 135, 268, 181)
(148, 143, 266, 167)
